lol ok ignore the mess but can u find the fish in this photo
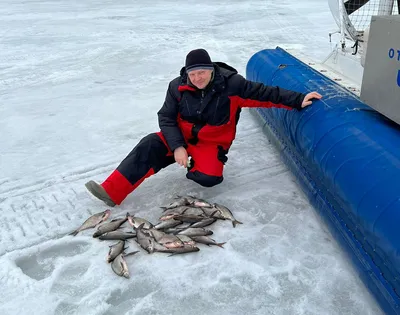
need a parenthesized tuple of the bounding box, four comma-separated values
(159, 206, 191, 220)
(160, 221, 201, 234)
(212, 203, 243, 227)
(135, 223, 154, 253)
(146, 238, 188, 253)
(172, 214, 206, 223)
(190, 218, 217, 228)
(69, 209, 111, 236)
(147, 238, 172, 253)
(93, 217, 128, 238)
(163, 240, 185, 249)
(154, 219, 182, 230)
(160, 196, 190, 210)
(98, 230, 137, 240)
(176, 227, 213, 237)
(107, 240, 126, 263)
(176, 235, 196, 246)
(111, 251, 139, 278)
(184, 196, 213, 208)
(200, 207, 223, 218)
(162, 228, 184, 234)
(191, 236, 226, 248)
(127, 213, 154, 229)
(176, 206, 207, 217)
(167, 244, 200, 256)
(135, 224, 192, 253)
(149, 228, 184, 248)
(174, 222, 192, 229)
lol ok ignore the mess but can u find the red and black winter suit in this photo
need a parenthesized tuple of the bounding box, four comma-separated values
(101, 62, 306, 205)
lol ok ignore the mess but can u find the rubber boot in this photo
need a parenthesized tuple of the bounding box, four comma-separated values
(85, 180, 116, 207)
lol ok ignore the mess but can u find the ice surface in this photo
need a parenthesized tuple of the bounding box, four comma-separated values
(0, 0, 383, 314)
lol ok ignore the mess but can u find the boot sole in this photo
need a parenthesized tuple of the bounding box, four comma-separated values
(85, 181, 116, 207)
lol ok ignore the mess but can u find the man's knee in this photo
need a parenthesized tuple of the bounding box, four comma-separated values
(119, 132, 174, 174)
(138, 133, 165, 148)
(135, 133, 171, 158)
(186, 171, 223, 187)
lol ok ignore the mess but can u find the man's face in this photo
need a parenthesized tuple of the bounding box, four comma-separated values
(188, 69, 213, 89)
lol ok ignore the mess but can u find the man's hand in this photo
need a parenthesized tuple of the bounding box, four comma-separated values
(301, 91, 322, 108)
(174, 146, 188, 167)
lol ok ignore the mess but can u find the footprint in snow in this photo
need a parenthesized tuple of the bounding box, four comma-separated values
(50, 260, 95, 315)
(15, 240, 90, 280)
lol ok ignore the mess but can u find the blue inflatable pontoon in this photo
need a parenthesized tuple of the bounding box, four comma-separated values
(246, 47, 400, 315)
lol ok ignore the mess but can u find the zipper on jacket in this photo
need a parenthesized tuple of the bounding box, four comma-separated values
(197, 91, 205, 115)
(212, 96, 220, 122)
(185, 98, 191, 115)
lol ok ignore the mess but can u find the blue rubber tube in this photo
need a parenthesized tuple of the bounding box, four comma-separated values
(246, 47, 400, 315)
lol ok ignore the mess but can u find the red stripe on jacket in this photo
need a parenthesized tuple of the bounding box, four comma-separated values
(229, 95, 294, 110)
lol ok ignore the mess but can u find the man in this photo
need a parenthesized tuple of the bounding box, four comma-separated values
(85, 49, 322, 207)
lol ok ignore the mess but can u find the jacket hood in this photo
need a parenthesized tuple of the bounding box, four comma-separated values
(213, 62, 238, 78)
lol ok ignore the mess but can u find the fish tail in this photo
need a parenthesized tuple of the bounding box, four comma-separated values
(216, 242, 226, 248)
(232, 220, 243, 228)
(69, 230, 79, 236)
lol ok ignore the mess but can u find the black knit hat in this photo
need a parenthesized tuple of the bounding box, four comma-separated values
(185, 49, 214, 73)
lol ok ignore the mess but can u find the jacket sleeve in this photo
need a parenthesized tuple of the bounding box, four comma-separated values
(157, 82, 187, 151)
(232, 74, 306, 110)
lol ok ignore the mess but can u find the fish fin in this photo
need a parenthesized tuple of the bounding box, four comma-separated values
(209, 210, 220, 217)
(181, 207, 191, 214)
(133, 223, 145, 231)
(160, 206, 167, 210)
(68, 230, 79, 236)
(233, 220, 243, 228)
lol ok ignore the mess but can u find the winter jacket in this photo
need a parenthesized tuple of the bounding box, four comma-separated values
(157, 62, 306, 153)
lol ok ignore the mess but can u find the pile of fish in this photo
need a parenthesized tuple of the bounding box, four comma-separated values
(68, 195, 242, 278)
